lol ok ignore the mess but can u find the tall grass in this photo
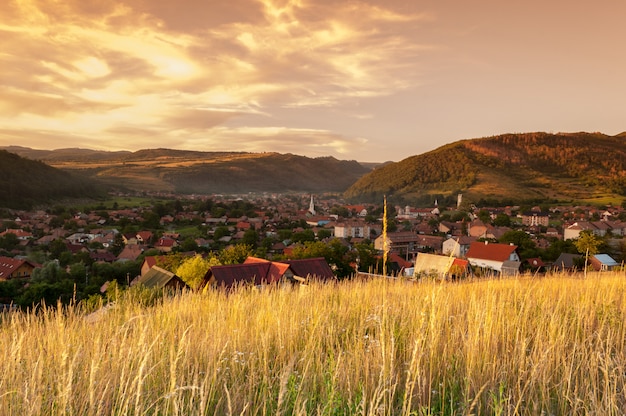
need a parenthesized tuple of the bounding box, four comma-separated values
(1, 272, 625, 415)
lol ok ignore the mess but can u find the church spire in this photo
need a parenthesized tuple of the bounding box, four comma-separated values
(308, 195, 316, 215)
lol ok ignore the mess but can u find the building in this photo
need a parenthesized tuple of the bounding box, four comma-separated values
(465, 241, 520, 274)
(0, 257, 39, 280)
(521, 212, 549, 227)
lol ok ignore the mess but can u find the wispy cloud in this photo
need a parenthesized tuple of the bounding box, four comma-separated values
(0, 0, 430, 157)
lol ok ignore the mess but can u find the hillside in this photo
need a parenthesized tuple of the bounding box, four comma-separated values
(2, 147, 371, 194)
(0, 150, 101, 209)
(344, 132, 626, 205)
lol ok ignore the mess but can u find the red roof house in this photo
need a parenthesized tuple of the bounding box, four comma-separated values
(465, 242, 520, 273)
(0, 257, 39, 280)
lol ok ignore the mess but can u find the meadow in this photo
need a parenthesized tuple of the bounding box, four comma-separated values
(1, 272, 625, 415)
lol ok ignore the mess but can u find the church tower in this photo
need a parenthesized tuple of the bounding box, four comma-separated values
(308, 195, 316, 215)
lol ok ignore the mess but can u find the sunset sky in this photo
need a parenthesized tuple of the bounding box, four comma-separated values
(1, 1, 625, 162)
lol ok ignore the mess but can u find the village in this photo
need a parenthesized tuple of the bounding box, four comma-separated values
(1, 192, 625, 306)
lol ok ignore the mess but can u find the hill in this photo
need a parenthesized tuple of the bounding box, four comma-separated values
(344, 132, 626, 205)
(2, 147, 371, 194)
(0, 150, 101, 209)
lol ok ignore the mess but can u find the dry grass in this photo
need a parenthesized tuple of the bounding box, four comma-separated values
(1, 272, 626, 415)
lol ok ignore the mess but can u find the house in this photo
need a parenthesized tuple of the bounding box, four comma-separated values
(334, 221, 371, 239)
(136, 231, 153, 245)
(501, 260, 522, 277)
(140, 255, 163, 276)
(415, 235, 444, 253)
(374, 231, 420, 257)
(521, 212, 549, 227)
(465, 241, 520, 274)
(282, 257, 336, 282)
(564, 222, 598, 240)
(439, 221, 464, 236)
(117, 245, 145, 262)
(552, 253, 582, 272)
(590, 254, 619, 272)
(467, 220, 488, 238)
(345, 205, 368, 217)
(0, 228, 33, 241)
(442, 236, 474, 258)
(131, 266, 188, 290)
(122, 233, 138, 245)
(413, 253, 455, 280)
(205, 256, 335, 289)
(412, 253, 470, 280)
(525, 258, 545, 273)
(205, 261, 289, 289)
(0, 256, 39, 280)
(89, 250, 117, 263)
(155, 237, 178, 253)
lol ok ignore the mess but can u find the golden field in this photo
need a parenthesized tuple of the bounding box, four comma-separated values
(1, 272, 625, 415)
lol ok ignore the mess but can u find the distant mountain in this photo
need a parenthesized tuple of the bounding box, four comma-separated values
(0, 150, 101, 209)
(344, 132, 626, 205)
(3, 147, 372, 194)
(1, 146, 131, 162)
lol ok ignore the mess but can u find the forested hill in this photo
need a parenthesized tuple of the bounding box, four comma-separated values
(344, 132, 626, 204)
(1, 147, 372, 195)
(0, 150, 100, 209)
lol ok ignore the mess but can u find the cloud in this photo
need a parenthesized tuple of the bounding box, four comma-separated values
(182, 126, 368, 157)
(0, 0, 432, 158)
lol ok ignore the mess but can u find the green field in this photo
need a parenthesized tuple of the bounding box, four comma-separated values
(1, 273, 625, 415)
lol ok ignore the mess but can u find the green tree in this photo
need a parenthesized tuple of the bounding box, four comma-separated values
(499, 230, 537, 259)
(219, 244, 253, 265)
(48, 238, 69, 259)
(242, 229, 259, 248)
(292, 229, 315, 244)
(574, 231, 601, 277)
(142, 211, 161, 229)
(179, 237, 199, 252)
(316, 229, 332, 240)
(291, 239, 355, 279)
(477, 210, 491, 224)
(176, 254, 220, 290)
(354, 241, 377, 273)
(493, 213, 511, 227)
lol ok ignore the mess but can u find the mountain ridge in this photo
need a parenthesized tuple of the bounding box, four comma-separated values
(4, 131, 626, 206)
(0, 147, 373, 195)
(344, 131, 626, 205)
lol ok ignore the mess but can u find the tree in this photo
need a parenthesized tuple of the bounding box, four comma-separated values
(493, 213, 511, 227)
(290, 239, 355, 279)
(179, 237, 199, 252)
(219, 244, 253, 265)
(176, 255, 220, 290)
(316, 229, 332, 240)
(499, 230, 537, 259)
(477, 210, 491, 224)
(0, 233, 19, 251)
(574, 231, 601, 277)
(242, 229, 259, 248)
(354, 241, 377, 273)
(292, 229, 315, 243)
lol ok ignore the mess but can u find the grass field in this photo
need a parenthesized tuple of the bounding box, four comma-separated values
(1, 272, 625, 415)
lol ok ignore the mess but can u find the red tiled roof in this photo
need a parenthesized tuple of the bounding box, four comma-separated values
(155, 237, 176, 247)
(466, 242, 518, 262)
(0, 257, 37, 279)
(387, 252, 413, 269)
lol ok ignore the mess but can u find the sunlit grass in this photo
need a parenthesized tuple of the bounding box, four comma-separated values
(1, 272, 625, 415)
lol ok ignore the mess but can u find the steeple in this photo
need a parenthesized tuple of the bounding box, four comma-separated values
(308, 195, 316, 215)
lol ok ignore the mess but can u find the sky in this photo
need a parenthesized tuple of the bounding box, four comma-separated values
(1, 1, 625, 163)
